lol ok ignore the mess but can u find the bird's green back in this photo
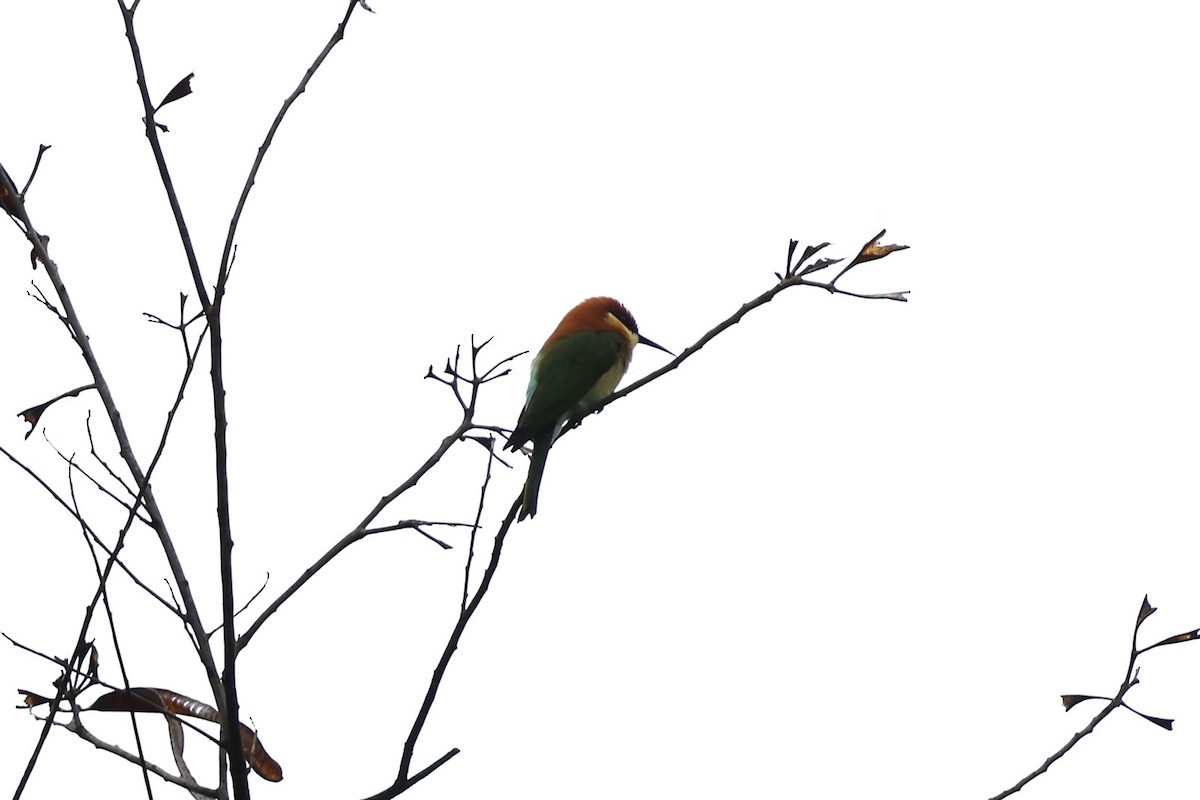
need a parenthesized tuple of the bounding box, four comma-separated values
(509, 329, 628, 447)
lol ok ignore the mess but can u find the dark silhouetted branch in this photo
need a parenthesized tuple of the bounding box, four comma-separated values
(989, 595, 1200, 799)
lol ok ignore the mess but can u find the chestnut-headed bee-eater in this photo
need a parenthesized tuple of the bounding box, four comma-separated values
(506, 296, 672, 520)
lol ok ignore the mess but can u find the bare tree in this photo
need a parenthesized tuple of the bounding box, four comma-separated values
(3, 4, 1194, 800)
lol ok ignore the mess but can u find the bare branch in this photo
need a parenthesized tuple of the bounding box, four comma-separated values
(0, 444, 179, 616)
(19, 144, 52, 197)
(463, 439, 499, 613)
(216, 0, 366, 297)
(989, 595, 1200, 799)
(363, 501, 523, 800)
(67, 463, 157, 798)
(360, 235, 913, 796)
(552, 235, 906, 440)
(58, 712, 219, 797)
(988, 680, 1138, 800)
(238, 512, 471, 654)
(42, 429, 151, 527)
(16, 383, 96, 440)
(239, 341, 522, 653)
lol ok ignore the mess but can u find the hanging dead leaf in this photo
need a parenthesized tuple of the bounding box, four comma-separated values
(241, 726, 283, 782)
(89, 687, 283, 782)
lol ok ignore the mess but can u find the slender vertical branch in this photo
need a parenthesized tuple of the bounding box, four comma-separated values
(216, 0, 362, 293)
(359, 500, 521, 800)
(462, 446, 498, 613)
(115, 3, 366, 796)
(208, 311, 247, 800)
(116, 2, 211, 312)
(68, 465, 156, 800)
(112, 8, 234, 792)
(401, 501, 519, 787)
(210, 4, 363, 794)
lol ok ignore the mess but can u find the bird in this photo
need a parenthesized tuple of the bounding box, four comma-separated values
(505, 296, 672, 520)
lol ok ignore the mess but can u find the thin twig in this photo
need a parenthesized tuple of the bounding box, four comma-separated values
(68, 463, 156, 799)
(359, 500, 522, 800)
(116, 1, 209, 311)
(237, 508, 471, 654)
(0, 445, 178, 616)
(463, 439, 499, 613)
(206, 573, 272, 637)
(42, 429, 153, 527)
(240, 335, 516, 652)
(565, 233, 909, 434)
(216, 0, 364, 296)
(989, 596, 1200, 799)
(57, 713, 218, 797)
(19, 144, 52, 196)
(86, 410, 139, 498)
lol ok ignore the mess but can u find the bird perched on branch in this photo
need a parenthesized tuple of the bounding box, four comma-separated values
(505, 296, 672, 520)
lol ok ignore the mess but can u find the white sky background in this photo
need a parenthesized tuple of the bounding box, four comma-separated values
(2, 1, 1199, 798)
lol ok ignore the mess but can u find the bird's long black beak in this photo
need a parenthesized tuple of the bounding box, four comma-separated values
(637, 334, 674, 357)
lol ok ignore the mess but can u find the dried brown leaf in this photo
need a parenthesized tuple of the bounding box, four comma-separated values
(18, 690, 51, 708)
(88, 688, 282, 781)
(242, 726, 284, 782)
(848, 229, 909, 268)
(18, 406, 47, 440)
(17, 385, 95, 439)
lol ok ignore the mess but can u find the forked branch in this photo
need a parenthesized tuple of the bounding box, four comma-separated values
(989, 595, 1200, 799)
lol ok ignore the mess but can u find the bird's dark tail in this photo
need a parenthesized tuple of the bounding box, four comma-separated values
(519, 430, 555, 520)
